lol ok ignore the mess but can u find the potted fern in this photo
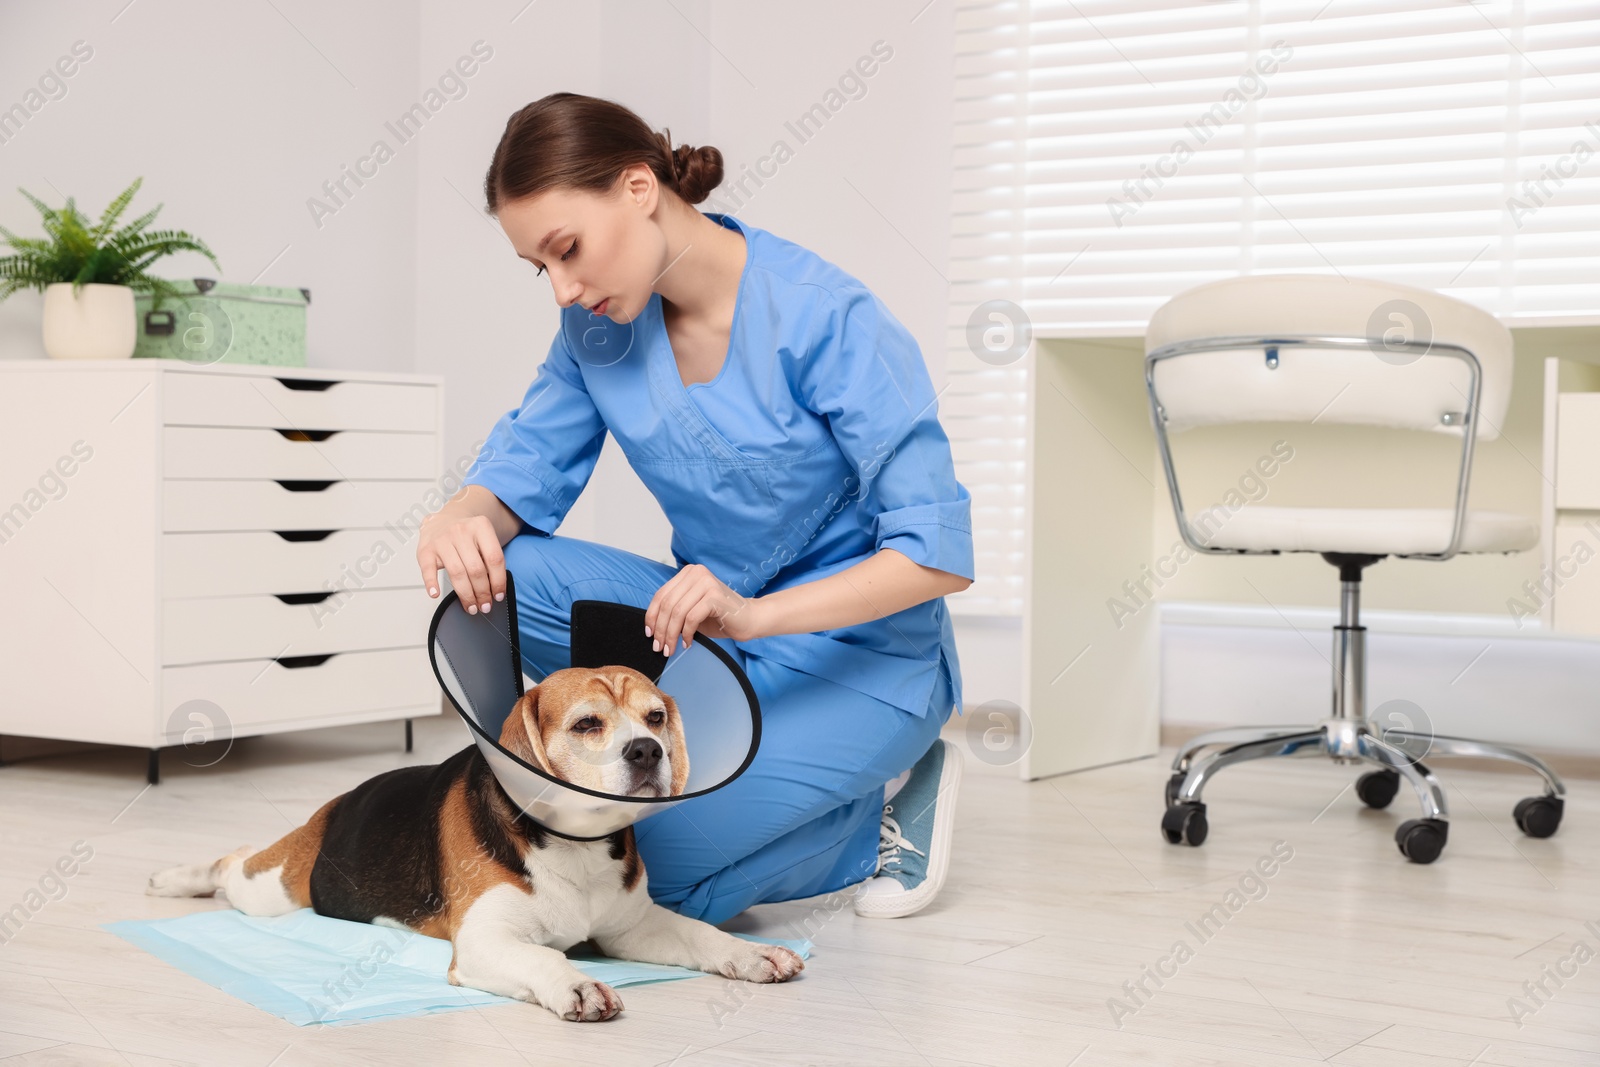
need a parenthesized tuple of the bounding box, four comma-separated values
(0, 177, 220, 359)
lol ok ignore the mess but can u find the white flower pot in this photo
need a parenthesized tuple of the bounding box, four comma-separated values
(42, 282, 136, 360)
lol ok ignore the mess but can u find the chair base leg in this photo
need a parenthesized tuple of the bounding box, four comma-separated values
(1161, 720, 1564, 862)
(1384, 729, 1565, 798)
(1171, 726, 1316, 776)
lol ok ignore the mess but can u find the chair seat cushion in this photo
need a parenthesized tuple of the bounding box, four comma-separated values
(1195, 506, 1538, 556)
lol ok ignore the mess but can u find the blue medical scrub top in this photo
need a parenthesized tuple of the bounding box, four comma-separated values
(462, 211, 974, 720)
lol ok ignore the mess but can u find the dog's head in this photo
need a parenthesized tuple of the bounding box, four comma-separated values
(497, 666, 689, 798)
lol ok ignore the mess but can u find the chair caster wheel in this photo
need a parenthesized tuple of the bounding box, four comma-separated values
(1356, 769, 1401, 809)
(1395, 818, 1448, 863)
(1161, 801, 1208, 846)
(1513, 796, 1563, 839)
(1164, 772, 1187, 809)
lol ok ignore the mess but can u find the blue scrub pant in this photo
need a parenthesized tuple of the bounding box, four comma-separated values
(501, 531, 955, 927)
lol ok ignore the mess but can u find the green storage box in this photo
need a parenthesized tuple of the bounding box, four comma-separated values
(133, 278, 310, 366)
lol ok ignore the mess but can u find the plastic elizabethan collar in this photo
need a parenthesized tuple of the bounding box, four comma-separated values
(427, 570, 762, 840)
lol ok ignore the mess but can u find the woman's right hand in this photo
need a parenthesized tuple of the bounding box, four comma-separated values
(417, 488, 512, 615)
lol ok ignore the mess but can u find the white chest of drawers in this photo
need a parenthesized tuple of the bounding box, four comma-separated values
(0, 359, 446, 783)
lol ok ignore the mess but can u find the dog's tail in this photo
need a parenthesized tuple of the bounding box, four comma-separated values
(146, 845, 257, 898)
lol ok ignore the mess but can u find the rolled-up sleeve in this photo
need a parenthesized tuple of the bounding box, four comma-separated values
(797, 285, 975, 582)
(462, 322, 607, 537)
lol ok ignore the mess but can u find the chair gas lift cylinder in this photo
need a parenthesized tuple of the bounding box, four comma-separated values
(1143, 274, 1566, 864)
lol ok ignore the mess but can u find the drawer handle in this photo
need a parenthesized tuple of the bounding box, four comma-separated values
(276, 429, 341, 442)
(275, 479, 338, 492)
(275, 592, 336, 605)
(275, 529, 338, 541)
(277, 378, 341, 392)
(276, 653, 336, 669)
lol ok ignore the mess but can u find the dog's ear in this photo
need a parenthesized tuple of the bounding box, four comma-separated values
(662, 692, 690, 796)
(500, 688, 555, 777)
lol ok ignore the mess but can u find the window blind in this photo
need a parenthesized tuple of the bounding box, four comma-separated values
(943, 0, 1600, 615)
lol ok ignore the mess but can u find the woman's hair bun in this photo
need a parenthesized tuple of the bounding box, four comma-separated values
(656, 130, 724, 205)
(483, 95, 726, 214)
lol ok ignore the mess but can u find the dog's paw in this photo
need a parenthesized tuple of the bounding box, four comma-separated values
(716, 941, 805, 983)
(146, 863, 212, 897)
(549, 978, 624, 1022)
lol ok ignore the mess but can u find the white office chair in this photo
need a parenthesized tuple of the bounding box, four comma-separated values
(1144, 274, 1566, 864)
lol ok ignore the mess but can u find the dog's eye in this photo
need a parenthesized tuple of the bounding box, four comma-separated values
(572, 717, 603, 733)
(647, 709, 666, 727)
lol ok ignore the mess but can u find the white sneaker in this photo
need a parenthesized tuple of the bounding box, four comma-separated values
(853, 739, 963, 919)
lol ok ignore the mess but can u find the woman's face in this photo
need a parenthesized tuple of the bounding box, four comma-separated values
(497, 171, 662, 323)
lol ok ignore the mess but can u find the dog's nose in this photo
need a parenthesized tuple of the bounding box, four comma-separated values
(621, 736, 662, 771)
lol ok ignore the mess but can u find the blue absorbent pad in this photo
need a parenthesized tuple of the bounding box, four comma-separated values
(102, 908, 812, 1026)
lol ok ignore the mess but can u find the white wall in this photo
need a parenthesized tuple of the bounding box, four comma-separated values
(0, 0, 961, 558)
(409, 0, 987, 699)
(1162, 608, 1600, 757)
(2, 0, 997, 700)
(0, 0, 421, 371)
(413, 0, 618, 545)
(5, 2, 1584, 746)
(413, 0, 961, 569)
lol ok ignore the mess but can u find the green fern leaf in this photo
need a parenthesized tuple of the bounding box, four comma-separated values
(91, 178, 143, 244)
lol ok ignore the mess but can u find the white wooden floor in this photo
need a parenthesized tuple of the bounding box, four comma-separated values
(1, 710, 1596, 1067)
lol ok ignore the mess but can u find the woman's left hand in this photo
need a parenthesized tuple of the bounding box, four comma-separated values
(645, 563, 765, 657)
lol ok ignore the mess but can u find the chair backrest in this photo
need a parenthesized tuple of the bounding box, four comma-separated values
(1145, 274, 1513, 441)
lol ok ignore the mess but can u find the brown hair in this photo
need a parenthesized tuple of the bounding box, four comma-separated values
(483, 92, 724, 214)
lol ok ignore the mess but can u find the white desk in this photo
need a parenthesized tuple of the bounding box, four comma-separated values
(1542, 345, 1600, 634)
(1019, 334, 1161, 779)
(1016, 321, 1600, 780)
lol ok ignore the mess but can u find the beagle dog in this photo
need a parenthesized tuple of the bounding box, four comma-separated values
(146, 665, 803, 1022)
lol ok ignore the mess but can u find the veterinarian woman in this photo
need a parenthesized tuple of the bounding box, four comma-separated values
(417, 92, 973, 925)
